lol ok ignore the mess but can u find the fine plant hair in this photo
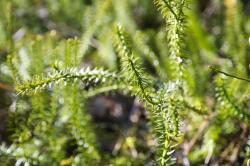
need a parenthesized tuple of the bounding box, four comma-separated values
(1, 0, 250, 165)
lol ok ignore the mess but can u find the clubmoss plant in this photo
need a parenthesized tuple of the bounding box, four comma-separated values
(0, 0, 250, 165)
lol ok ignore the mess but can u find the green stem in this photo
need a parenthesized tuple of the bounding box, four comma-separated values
(129, 59, 156, 105)
(163, 0, 180, 21)
(209, 66, 250, 83)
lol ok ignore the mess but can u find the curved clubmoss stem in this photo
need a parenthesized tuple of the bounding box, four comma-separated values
(209, 66, 250, 83)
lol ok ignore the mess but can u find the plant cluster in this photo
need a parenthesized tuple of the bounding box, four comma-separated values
(0, 0, 250, 165)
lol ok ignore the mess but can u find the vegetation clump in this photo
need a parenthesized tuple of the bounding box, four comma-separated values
(0, 0, 250, 165)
